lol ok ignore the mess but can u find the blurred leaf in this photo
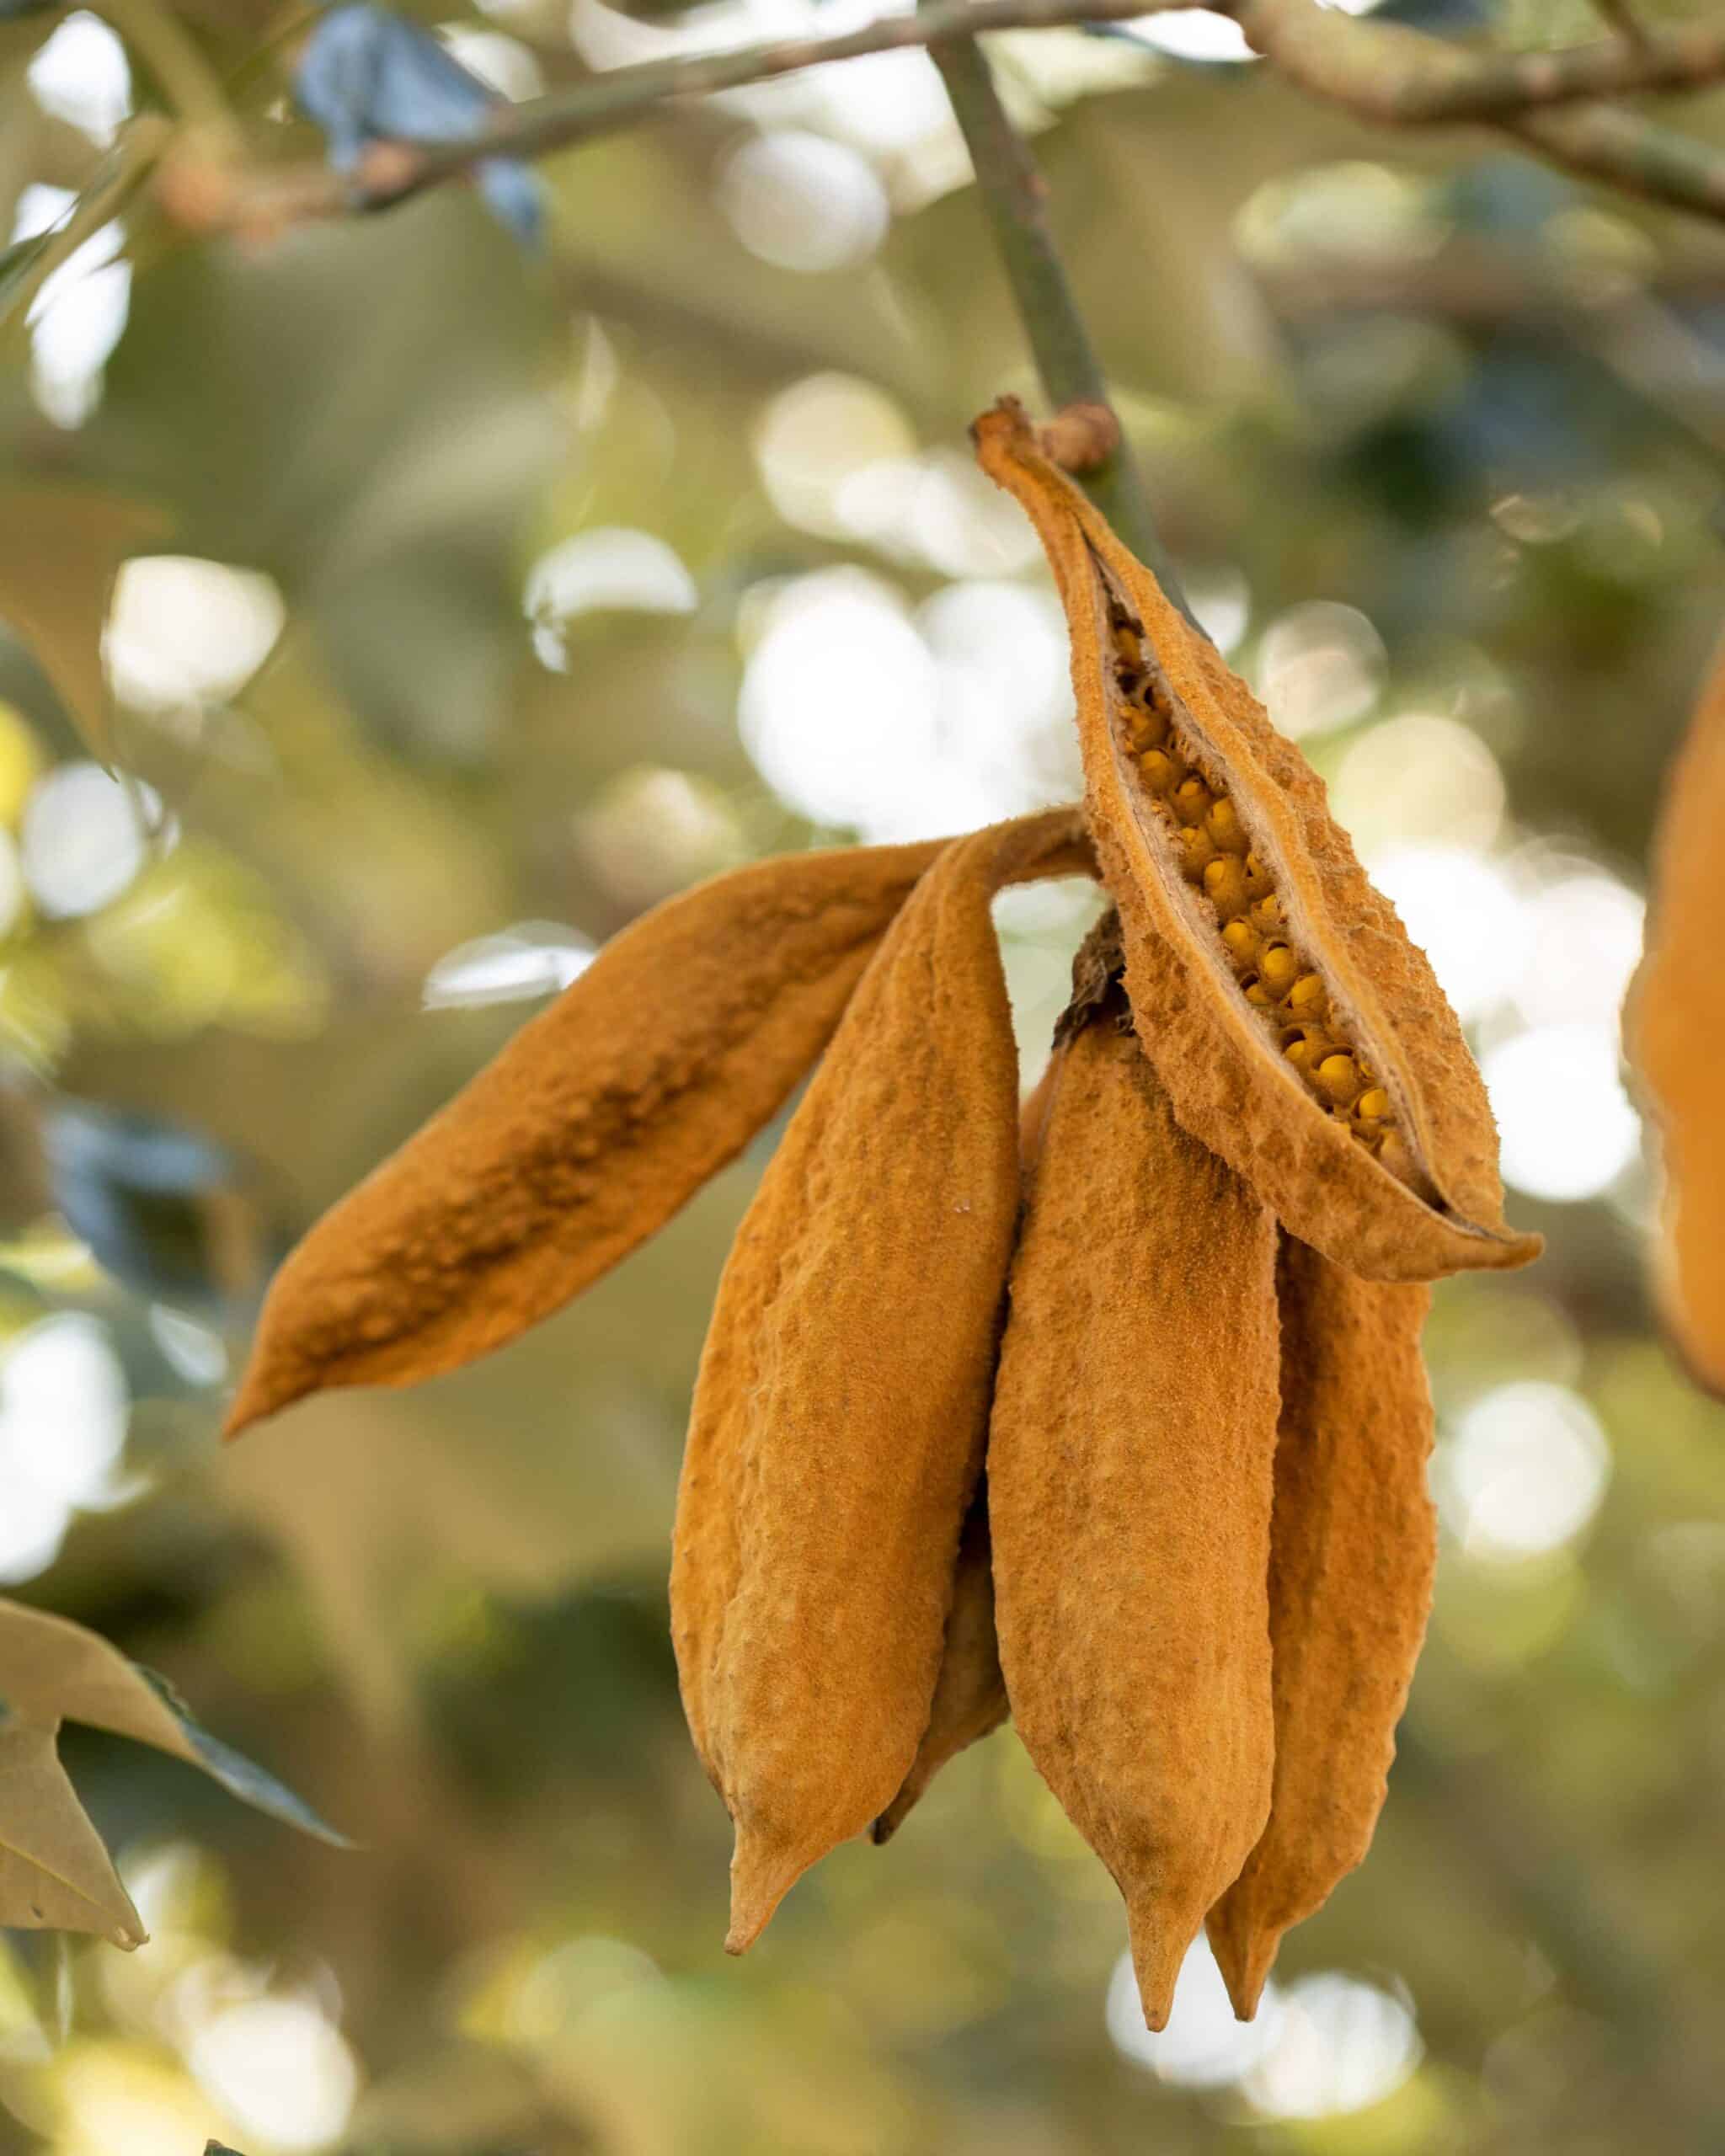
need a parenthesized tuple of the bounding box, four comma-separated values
(0, 232, 53, 315)
(0, 1599, 350, 1847)
(130, 1667, 354, 1847)
(0, 491, 170, 765)
(0, 1718, 144, 1948)
(294, 3, 543, 245)
(44, 1099, 280, 1313)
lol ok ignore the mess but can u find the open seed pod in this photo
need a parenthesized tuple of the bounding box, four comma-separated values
(974, 399, 1541, 1285)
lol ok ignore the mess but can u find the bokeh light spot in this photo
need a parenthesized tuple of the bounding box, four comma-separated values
(1242, 1972, 1423, 2119)
(106, 558, 285, 714)
(1482, 1022, 1640, 1201)
(27, 12, 131, 144)
(1256, 602, 1386, 740)
(1369, 846, 1529, 1022)
(20, 762, 170, 919)
(718, 129, 889, 272)
(1333, 712, 1506, 854)
(1439, 1380, 1611, 1563)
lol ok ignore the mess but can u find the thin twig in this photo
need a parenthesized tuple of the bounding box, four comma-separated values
(921, 27, 1192, 616)
(1510, 101, 1725, 219)
(1226, 0, 1725, 122)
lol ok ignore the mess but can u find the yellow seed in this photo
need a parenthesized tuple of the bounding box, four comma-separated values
(1114, 623, 1144, 669)
(1221, 921, 1260, 972)
(1204, 857, 1250, 922)
(1259, 944, 1298, 996)
(1283, 1027, 1332, 1075)
(1243, 975, 1275, 1008)
(1127, 700, 1171, 753)
(1243, 853, 1273, 900)
(1286, 974, 1327, 1021)
(1249, 894, 1283, 937)
(1205, 798, 1248, 857)
(1316, 1054, 1360, 1106)
(1172, 776, 1212, 827)
(1178, 826, 1218, 880)
(1138, 749, 1180, 796)
(1356, 1088, 1390, 1122)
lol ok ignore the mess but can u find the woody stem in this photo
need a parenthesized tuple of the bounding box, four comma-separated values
(921, 22, 1194, 623)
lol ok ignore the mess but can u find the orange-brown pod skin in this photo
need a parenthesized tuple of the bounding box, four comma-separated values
(870, 1062, 1060, 1844)
(988, 1002, 1280, 2031)
(224, 839, 949, 1435)
(1206, 1236, 1435, 2020)
(1627, 638, 1725, 1396)
(671, 810, 1089, 1952)
(973, 399, 1541, 1287)
(870, 1492, 1007, 1844)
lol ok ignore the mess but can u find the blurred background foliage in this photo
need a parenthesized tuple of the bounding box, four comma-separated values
(0, 0, 1722, 2148)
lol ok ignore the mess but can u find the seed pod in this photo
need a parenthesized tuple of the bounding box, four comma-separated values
(973, 398, 1541, 1284)
(222, 837, 950, 1436)
(989, 974, 1279, 2032)
(673, 808, 1089, 1954)
(869, 1490, 1007, 1845)
(1626, 636, 1725, 1396)
(1207, 1237, 1434, 2019)
(870, 1052, 1064, 1844)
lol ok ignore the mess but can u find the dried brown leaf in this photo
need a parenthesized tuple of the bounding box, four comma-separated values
(0, 1720, 145, 1948)
(974, 400, 1541, 1285)
(989, 995, 1280, 2031)
(1626, 639, 1725, 1396)
(671, 808, 1091, 1951)
(1206, 1236, 1434, 2019)
(225, 839, 953, 1435)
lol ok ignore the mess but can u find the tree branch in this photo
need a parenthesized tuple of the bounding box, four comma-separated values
(922, 27, 1192, 616)
(165, 0, 1725, 238)
(1226, 0, 1725, 123)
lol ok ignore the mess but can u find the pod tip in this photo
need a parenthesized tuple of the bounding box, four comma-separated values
(1206, 1904, 1281, 2022)
(724, 1826, 809, 1956)
(1126, 1902, 1202, 2033)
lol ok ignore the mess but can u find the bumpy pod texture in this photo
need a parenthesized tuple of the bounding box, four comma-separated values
(988, 996, 1280, 2032)
(1206, 1237, 1434, 2020)
(224, 839, 948, 1435)
(1627, 639, 1725, 1397)
(869, 1062, 1060, 1844)
(973, 399, 1541, 1286)
(672, 808, 1089, 1953)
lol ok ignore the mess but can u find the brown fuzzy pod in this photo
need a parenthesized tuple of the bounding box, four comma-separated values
(1206, 1237, 1434, 2020)
(988, 995, 1280, 2032)
(224, 838, 950, 1435)
(672, 808, 1090, 1953)
(974, 399, 1541, 1286)
(868, 1061, 1062, 1844)
(1627, 638, 1725, 1396)
(869, 1491, 1007, 1845)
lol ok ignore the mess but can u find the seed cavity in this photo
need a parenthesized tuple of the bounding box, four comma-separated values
(1104, 601, 1422, 1188)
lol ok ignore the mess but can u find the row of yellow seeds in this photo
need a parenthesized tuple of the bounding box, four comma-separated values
(1108, 627, 1396, 1161)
